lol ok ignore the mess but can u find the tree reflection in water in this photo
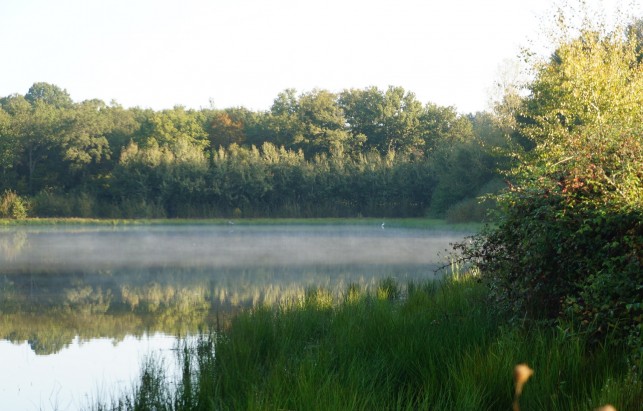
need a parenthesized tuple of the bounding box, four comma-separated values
(0, 224, 463, 354)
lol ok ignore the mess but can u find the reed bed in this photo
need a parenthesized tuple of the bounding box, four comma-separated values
(90, 273, 641, 410)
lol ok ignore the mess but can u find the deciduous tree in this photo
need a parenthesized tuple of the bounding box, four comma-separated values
(462, 13, 643, 351)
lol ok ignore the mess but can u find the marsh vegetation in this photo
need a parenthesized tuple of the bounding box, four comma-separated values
(90, 273, 640, 411)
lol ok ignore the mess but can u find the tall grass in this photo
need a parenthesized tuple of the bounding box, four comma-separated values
(90, 274, 641, 410)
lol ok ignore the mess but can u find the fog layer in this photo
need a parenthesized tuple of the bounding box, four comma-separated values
(1, 225, 466, 271)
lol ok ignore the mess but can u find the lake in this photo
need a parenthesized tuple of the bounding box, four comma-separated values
(0, 223, 467, 410)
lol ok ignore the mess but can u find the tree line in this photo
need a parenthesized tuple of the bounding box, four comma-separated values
(0, 84, 508, 219)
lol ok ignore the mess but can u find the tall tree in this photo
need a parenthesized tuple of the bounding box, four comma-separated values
(2, 95, 62, 193)
(25, 82, 73, 109)
(517, 24, 643, 205)
(102, 103, 139, 163)
(380, 86, 424, 154)
(267, 89, 302, 148)
(0, 107, 19, 189)
(462, 15, 643, 350)
(419, 104, 473, 155)
(207, 110, 246, 148)
(57, 99, 112, 187)
(627, 18, 643, 62)
(136, 106, 209, 158)
(339, 86, 423, 155)
(339, 86, 383, 152)
(294, 89, 351, 156)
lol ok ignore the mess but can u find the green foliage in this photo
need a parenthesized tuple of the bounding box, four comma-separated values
(376, 277, 401, 300)
(420, 103, 474, 153)
(339, 86, 439, 155)
(25, 82, 73, 108)
(458, 15, 643, 356)
(428, 112, 505, 218)
(293, 89, 352, 155)
(429, 141, 496, 216)
(0, 189, 28, 219)
(107, 141, 439, 218)
(206, 110, 246, 148)
(137, 106, 208, 150)
(94, 276, 640, 411)
(0, 107, 19, 182)
(30, 189, 75, 217)
(59, 99, 111, 172)
(0, 83, 503, 219)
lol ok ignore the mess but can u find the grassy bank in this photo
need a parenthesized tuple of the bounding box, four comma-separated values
(91, 274, 641, 411)
(0, 217, 482, 231)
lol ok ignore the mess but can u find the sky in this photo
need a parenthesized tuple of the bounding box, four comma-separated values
(0, 0, 640, 114)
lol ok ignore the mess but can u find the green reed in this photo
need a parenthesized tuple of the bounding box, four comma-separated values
(90, 274, 641, 411)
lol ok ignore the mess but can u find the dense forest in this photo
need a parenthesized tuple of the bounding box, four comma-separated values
(0, 84, 509, 219)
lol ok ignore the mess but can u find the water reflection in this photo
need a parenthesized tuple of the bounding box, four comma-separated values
(1, 264, 446, 355)
(0, 229, 27, 261)
(0, 224, 464, 410)
(0, 333, 180, 411)
(0, 226, 461, 354)
(1, 225, 462, 355)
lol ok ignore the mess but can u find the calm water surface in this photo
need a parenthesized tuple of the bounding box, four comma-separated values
(0, 224, 466, 410)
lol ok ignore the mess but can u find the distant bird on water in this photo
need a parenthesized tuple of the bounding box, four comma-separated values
(381, 222, 385, 229)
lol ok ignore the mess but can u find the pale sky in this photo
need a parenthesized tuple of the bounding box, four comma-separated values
(0, 0, 639, 113)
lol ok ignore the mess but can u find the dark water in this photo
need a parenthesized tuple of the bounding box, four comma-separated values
(0, 224, 466, 410)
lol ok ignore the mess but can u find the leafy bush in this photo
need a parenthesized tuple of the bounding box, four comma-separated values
(31, 190, 100, 217)
(457, 19, 643, 355)
(31, 189, 74, 217)
(460, 186, 641, 339)
(0, 190, 28, 219)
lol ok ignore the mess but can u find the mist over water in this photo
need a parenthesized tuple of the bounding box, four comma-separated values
(0, 224, 468, 411)
(1, 225, 462, 270)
